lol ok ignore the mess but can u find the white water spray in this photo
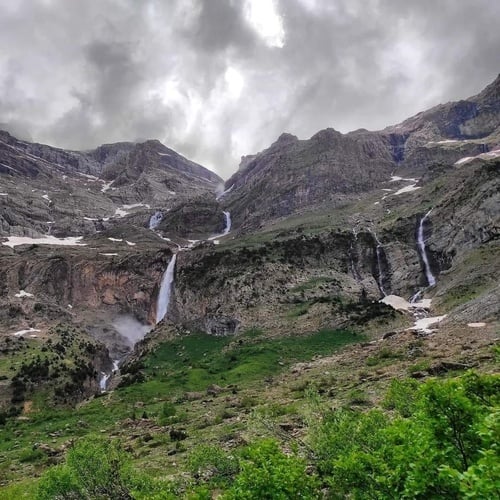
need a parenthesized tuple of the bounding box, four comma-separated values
(417, 210, 436, 287)
(149, 211, 163, 230)
(156, 254, 177, 323)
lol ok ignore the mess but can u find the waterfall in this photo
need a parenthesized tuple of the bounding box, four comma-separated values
(156, 254, 177, 323)
(149, 211, 163, 230)
(371, 231, 387, 296)
(208, 211, 232, 240)
(99, 360, 120, 392)
(417, 210, 436, 287)
(222, 211, 231, 235)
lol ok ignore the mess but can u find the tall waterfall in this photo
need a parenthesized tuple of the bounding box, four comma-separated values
(149, 211, 163, 230)
(156, 254, 177, 323)
(371, 231, 387, 296)
(417, 210, 436, 287)
(222, 211, 231, 235)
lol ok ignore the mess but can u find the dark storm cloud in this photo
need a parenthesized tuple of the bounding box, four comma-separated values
(0, 0, 498, 178)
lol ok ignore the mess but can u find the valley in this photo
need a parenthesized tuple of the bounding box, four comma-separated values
(0, 75, 498, 498)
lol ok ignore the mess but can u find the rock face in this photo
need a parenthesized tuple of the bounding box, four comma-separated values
(158, 198, 228, 239)
(224, 129, 395, 230)
(222, 74, 500, 232)
(0, 131, 222, 238)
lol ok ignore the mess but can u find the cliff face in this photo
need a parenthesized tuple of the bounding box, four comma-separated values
(0, 132, 222, 238)
(162, 157, 499, 337)
(223, 129, 395, 231)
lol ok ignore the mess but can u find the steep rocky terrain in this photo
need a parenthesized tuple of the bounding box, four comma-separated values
(221, 74, 500, 230)
(0, 131, 222, 239)
(0, 75, 498, 423)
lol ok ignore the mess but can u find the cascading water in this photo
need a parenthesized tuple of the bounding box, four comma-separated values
(371, 231, 387, 296)
(156, 254, 177, 323)
(149, 211, 163, 230)
(222, 211, 231, 235)
(417, 210, 436, 287)
(208, 211, 232, 240)
(99, 360, 120, 392)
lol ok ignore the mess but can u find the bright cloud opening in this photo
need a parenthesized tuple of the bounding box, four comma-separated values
(244, 0, 285, 48)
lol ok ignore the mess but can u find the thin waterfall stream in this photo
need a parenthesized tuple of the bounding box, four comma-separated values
(417, 210, 436, 287)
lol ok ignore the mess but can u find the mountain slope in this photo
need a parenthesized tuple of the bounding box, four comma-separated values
(0, 131, 222, 238)
(222, 74, 500, 231)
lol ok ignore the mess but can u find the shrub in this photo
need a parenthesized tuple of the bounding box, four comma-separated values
(223, 439, 318, 499)
(188, 445, 239, 485)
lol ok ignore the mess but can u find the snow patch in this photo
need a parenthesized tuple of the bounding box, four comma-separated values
(410, 315, 447, 334)
(108, 237, 123, 242)
(390, 175, 418, 183)
(467, 322, 486, 328)
(381, 294, 432, 311)
(100, 253, 119, 256)
(125, 240, 136, 246)
(454, 156, 474, 166)
(15, 290, 34, 298)
(393, 184, 421, 196)
(12, 328, 40, 337)
(114, 208, 129, 218)
(2, 236, 85, 248)
(101, 180, 114, 193)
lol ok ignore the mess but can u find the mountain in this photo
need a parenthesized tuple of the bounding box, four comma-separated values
(222, 74, 500, 230)
(0, 75, 498, 498)
(0, 131, 223, 238)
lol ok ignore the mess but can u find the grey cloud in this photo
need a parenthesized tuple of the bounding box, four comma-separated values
(0, 0, 499, 178)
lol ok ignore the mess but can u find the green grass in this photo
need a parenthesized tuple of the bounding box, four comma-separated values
(0, 327, 363, 492)
(140, 329, 362, 394)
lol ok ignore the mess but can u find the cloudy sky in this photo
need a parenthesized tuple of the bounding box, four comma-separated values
(0, 0, 499, 178)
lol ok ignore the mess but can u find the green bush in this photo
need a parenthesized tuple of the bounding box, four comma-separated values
(188, 445, 239, 485)
(223, 439, 318, 499)
(308, 372, 499, 499)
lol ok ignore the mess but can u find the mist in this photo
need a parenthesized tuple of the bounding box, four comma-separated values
(112, 315, 152, 347)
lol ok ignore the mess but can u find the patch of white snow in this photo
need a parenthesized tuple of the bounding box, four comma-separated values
(2, 236, 85, 248)
(390, 175, 418, 183)
(393, 184, 421, 196)
(15, 290, 34, 298)
(12, 328, 40, 337)
(101, 180, 114, 193)
(410, 315, 447, 334)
